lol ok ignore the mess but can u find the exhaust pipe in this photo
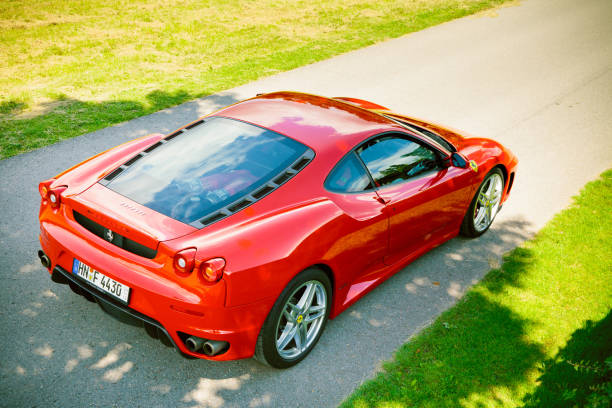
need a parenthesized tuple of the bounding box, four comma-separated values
(203, 339, 229, 356)
(184, 336, 229, 356)
(185, 336, 206, 353)
(38, 250, 51, 269)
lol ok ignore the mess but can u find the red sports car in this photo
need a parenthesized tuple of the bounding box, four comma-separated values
(38, 92, 517, 368)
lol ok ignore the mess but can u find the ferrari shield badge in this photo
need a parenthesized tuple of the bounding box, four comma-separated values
(469, 160, 478, 173)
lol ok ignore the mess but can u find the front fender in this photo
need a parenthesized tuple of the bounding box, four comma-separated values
(460, 137, 518, 201)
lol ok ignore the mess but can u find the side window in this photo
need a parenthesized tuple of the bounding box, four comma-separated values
(357, 135, 439, 187)
(325, 153, 374, 193)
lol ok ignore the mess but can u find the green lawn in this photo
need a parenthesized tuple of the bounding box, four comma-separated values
(341, 169, 612, 408)
(0, 0, 514, 159)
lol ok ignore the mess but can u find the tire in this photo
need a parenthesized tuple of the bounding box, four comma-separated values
(254, 267, 331, 368)
(460, 168, 505, 238)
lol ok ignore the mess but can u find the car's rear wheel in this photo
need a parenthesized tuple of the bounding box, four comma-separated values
(460, 168, 505, 237)
(254, 267, 331, 368)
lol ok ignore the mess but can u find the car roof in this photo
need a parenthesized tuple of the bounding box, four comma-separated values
(212, 91, 402, 152)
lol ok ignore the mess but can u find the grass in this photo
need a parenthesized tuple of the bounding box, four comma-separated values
(0, 0, 515, 159)
(341, 169, 612, 408)
(523, 313, 612, 407)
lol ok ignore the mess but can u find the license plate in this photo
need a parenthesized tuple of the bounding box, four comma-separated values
(72, 258, 131, 304)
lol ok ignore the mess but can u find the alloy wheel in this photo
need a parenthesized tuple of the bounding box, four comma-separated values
(275, 280, 327, 360)
(473, 172, 503, 232)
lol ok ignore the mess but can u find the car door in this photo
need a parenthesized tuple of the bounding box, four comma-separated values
(324, 151, 389, 286)
(356, 133, 472, 266)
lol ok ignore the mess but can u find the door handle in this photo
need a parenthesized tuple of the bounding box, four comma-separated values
(374, 196, 389, 205)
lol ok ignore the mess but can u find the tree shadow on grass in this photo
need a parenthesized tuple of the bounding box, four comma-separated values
(522, 310, 612, 407)
(0, 100, 27, 115)
(344, 234, 549, 407)
(0, 89, 242, 159)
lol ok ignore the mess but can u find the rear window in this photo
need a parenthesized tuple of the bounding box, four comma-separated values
(106, 117, 308, 225)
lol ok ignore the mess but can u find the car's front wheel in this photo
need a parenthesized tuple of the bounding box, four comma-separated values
(254, 267, 331, 368)
(460, 168, 505, 237)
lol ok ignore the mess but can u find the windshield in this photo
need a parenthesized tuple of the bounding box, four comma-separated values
(383, 114, 456, 152)
(106, 116, 308, 225)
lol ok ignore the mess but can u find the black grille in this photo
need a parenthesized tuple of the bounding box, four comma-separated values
(273, 171, 293, 185)
(124, 154, 143, 167)
(292, 157, 310, 171)
(200, 212, 227, 226)
(185, 119, 204, 130)
(227, 199, 252, 212)
(73, 211, 157, 259)
(165, 130, 182, 141)
(103, 167, 124, 182)
(252, 185, 274, 199)
(144, 141, 162, 153)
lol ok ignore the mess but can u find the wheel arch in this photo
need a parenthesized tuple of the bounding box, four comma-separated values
(493, 163, 508, 184)
(492, 163, 513, 201)
(311, 263, 335, 296)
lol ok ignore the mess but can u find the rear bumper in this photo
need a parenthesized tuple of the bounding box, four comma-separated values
(50, 264, 183, 353)
(39, 216, 273, 361)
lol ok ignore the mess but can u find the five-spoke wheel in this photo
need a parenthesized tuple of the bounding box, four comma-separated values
(255, 268, 331, 368)
(275, 280, 327, 360)
(461, 168, 505, 237)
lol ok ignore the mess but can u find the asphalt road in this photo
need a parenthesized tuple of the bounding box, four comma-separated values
(1, 0, 611, 406)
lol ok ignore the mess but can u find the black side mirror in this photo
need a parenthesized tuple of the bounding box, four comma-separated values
(451, 152, 468, 168)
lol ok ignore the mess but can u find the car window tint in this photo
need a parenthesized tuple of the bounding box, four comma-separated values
(325, 153, 373, 193)
(358, 136, 439, 186)
(107, 117, 308, 224)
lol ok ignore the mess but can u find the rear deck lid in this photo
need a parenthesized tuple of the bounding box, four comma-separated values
(69, 184, 197, 253)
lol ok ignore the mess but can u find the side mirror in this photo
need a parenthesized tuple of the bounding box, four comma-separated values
(451, 152, 468, 168)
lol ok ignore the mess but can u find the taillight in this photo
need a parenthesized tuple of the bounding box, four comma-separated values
(39, 179, 66, 209)
(49, 186, 67, 209)
(174, 248, 196, 275)
(39, 179, 54, 199)
(199, 258, 225, 284)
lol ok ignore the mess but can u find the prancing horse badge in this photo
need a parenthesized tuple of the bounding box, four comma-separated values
(469, 160, 478, 173)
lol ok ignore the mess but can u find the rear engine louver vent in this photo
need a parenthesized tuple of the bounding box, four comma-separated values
(252, 185, 274, 199)
(100, 125, 194, 186)
(228, 199, 253, 213)
(144, 141, 163, 153)
(200, 212, 227, 226)
(185, 119, 204, 130)
(273, 172, 293, 185)
(98, 124, 314, 230)
(292, 157, 310, 171)
(164, 130, 182, 141)
(102, 167, 124, 183)
(194, 149, 315, 228)
(124, 154, 143, 167)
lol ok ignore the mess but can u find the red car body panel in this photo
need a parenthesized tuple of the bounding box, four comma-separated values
(38, 91, 518, 361)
